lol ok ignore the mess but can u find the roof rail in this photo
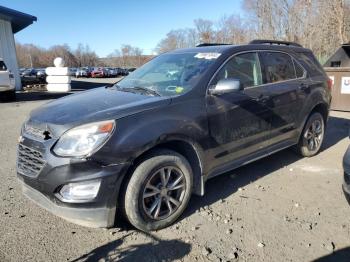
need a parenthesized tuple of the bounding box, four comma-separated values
(249, 39, 302, 48)
(196, 43, 231, 47)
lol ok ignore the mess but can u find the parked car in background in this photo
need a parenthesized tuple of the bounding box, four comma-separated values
(119, 68, 129, 76)
(91, 67, 108, 78)
(0, 59, 15, 101)
(128, 67, 136, 73)
(75, 67, 91, 78)
(20, 68, 46, 85)
(105, 68, 114, 77)
(69, 68, 77, 77)
(36, 68, 46, 80)
(17, 40, 331, 232)
(20, 68, 37, 78)
(114, 67, 122, 76)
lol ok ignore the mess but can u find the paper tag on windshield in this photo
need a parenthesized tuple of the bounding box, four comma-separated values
(194, 52, 221, 60)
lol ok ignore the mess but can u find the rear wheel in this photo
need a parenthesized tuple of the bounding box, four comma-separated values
(296, 112, 325, 157)
(123, 150, 193, 232)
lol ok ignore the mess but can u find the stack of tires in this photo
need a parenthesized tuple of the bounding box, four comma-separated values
(46, 57, 71, 92)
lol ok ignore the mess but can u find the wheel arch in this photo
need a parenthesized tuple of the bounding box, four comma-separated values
(120, 137, 205, 200)
(309, 103, 329, 124)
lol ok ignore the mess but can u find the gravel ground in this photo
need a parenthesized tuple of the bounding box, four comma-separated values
(1, 83, 350, 262)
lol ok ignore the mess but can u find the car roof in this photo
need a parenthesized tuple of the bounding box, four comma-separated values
(167, 43, 310, 56)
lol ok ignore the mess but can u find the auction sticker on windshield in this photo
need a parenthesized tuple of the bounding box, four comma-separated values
(194, 53, 221, 60)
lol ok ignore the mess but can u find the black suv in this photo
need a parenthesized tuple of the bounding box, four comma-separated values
(17, 40, 332, 232)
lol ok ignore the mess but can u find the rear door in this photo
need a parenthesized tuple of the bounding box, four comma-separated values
(258, 51, 306, 146)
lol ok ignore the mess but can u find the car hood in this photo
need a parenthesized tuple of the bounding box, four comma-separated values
(27, 86, 171, 137)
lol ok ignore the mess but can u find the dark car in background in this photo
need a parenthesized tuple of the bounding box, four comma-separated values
(120, 68, 129, 76)
(343, 145, 350, 204)
(127, 67, 136, 73)
(36, 68, 46, 80)
(20, 68, 38, 78)
(17, 40, 331, 232)
(20, 68, 46, 85)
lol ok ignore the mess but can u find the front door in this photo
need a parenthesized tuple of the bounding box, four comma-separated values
(206, 52, 273, 172)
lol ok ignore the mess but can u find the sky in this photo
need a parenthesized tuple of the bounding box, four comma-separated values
(1, 0, 244, 57)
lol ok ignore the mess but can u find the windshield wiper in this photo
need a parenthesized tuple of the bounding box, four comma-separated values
(132, 86, 161, 96)
(117, 86, 160, 96)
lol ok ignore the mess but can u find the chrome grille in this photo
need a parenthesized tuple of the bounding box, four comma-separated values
(17, 144, 45, 177)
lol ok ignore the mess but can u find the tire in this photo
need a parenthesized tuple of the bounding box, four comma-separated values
(0, 90, 15, 102)
(124, 149, 193, 232)
(296, 112, 325, 157)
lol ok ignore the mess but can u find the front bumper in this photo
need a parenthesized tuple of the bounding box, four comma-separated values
(21, 181, 116, 227)
(0, 85, 14, 92)
(17, 134, 131, 228)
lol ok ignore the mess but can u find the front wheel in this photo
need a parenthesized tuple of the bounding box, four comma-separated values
(296, 112, 325, 157)
(123, 150, 193, 232)
(0, 90, 16, 102)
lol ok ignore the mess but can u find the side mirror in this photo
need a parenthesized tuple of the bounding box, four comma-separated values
(209, 78, 242, 95)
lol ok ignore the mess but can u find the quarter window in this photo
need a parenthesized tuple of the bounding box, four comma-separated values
(260, 52, 295, 83)
(294, 60, 305, 78)
(212, 52, 262, 89)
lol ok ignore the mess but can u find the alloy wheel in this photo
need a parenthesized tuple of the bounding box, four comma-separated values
(304, 119, 323, 151)
(142, 166, 186, 220)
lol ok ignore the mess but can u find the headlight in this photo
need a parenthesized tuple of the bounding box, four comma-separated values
(53, 120, 115, 157)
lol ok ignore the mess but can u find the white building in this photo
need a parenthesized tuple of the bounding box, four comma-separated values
(0, 6, 36, 90)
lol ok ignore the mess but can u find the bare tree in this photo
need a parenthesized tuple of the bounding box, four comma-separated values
(74, 43, 99, 67)
(194, 19, 214, 43)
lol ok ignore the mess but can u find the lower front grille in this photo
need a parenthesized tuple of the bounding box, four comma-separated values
(17, 144, 45, 177)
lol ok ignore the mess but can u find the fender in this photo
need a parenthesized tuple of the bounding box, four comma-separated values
(297, 84, 330, 135)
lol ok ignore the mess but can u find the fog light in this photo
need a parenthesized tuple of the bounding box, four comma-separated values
(59, 180, 101, 202)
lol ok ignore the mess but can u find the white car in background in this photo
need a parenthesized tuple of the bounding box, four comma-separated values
(0, 59, 15, 101)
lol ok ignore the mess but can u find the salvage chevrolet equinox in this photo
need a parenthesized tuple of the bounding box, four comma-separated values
(17, 40, 332, 232)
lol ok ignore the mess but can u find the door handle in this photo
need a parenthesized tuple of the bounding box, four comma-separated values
(299, 83, 309, 90)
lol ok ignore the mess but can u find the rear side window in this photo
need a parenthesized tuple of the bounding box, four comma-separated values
(297, 52, 325, 76)
(0, 61, 7, 71)
(212, 52, 262, 89)
(260, 52, 295, 83)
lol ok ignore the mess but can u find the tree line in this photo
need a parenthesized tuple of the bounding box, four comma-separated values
(16, 43, 100, 68)
(16, 42, 151, 68)
(156, 0, 350, 63)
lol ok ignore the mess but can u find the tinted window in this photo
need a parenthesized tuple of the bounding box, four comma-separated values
(0, 61, 7, 71)
(212, 52, 262, 89)
(260, 52, 295, 83)
(294, 60, 305, 78)
(298, 52, 325, 76)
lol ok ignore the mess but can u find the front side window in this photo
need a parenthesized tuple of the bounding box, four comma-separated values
(211, 52, 262, 89)
(116, 52, 218, 96)
(260, 52, 295, 83)
(0, 61, 7, 71)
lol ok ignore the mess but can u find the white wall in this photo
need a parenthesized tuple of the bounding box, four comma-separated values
(0, 19, 21, 90)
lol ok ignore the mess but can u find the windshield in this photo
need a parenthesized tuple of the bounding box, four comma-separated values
(115, 52, 220, 96)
